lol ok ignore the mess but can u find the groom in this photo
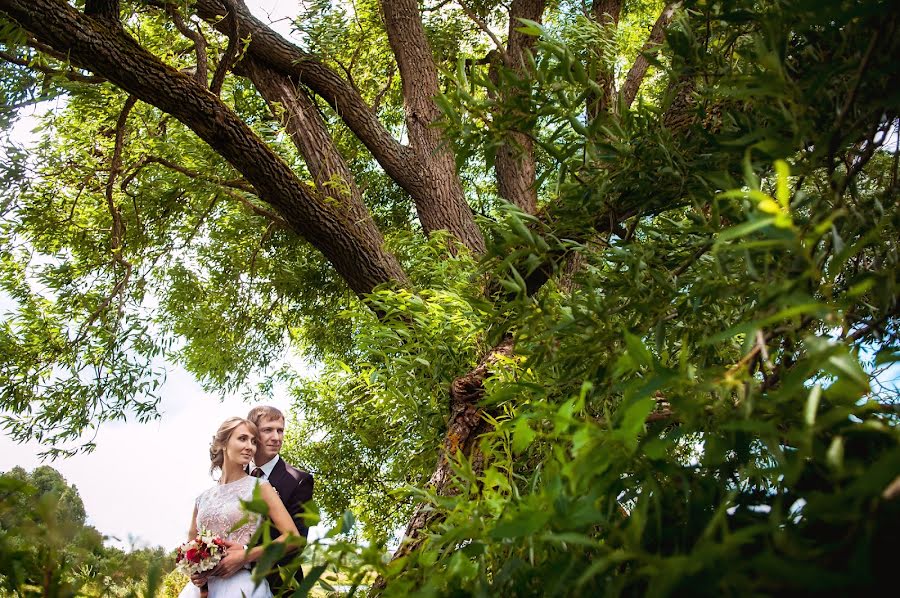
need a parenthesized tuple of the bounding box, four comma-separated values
(246, 405, 314, 592)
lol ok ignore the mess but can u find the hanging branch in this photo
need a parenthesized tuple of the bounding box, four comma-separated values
(75, 95, 136, 345)
(458, 1, 509, 62)
(210, 0, 241, 95)
(622, 2, 681, 109)
(0, 49, 105, 83)
(120, 154, 255, 194)
(120, 155, 287, 226)
(165, 3, 209, 86)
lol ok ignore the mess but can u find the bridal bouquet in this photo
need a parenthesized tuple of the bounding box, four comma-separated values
(175, 530, 228, 575)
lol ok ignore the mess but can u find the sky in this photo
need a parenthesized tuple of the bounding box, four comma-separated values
(0, 0, 319, 552)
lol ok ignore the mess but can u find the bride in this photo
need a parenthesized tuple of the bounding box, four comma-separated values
(178, 417, 301, 598)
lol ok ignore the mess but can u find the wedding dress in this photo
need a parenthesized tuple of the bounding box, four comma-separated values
(178, 476, 272, 598)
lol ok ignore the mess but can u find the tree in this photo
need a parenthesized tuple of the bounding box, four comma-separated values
(0, 466, 170, 596)
(1, 0, 898, 594)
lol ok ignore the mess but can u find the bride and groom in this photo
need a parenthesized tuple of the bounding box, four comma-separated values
(178, 406, 314, 598)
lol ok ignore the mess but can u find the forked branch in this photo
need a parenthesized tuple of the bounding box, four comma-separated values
(622, 2, 681, 108)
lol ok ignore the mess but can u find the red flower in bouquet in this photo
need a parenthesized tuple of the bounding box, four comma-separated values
(175, 530, 227, 576)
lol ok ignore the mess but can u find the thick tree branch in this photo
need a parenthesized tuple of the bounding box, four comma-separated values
(381, 0, 486, 253)
(84, 0, 119, 21)
(240, 58, 375, 230)
(209, 0, 240, 95)
(622, 2, 681, 109)
(192, 0, 479, 250)
(491, 0, 545, 214)
(0, 0, 407, 296)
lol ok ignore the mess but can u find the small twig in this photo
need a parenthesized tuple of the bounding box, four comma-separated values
(220, 188, 288, 227)
(166, 3, 209, 86)
(210, 0, 242, 95)
(725, 344, 761, 378)
(458, 1, 510, 63)
(755, 329, 773, 373)
(372, 64, 395, 113)
(838, 118, 885, 196)
(120, 154, 255, 194)
(119, 154, 286, 226)
(846, 303, 900, 342)
(672, 242, 711, 277)
(834, 30, 880, 136)
(0, 50, 106, 84)
(75, 95, 136, 345)
(828, 28, 881, 189)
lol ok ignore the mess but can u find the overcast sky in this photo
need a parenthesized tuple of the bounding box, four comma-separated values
(0, 0, 320, 551)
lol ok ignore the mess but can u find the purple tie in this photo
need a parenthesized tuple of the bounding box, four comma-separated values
(251, 467, 264, 478)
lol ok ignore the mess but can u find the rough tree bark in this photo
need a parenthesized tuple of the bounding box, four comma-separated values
(0, 0, 407, 296)
(491, 0, 545, 214)
(587, 0, 622, 120)
(370, 336, 516, 593)
(622, 2, 681, 109)
(381, 0, 487, 254)
(241, 59, 375, 231)
(84, 0, 118, 20)
(192, 0, 483, 251)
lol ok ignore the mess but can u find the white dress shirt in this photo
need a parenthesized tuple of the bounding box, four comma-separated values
(253, 455, 280, 481)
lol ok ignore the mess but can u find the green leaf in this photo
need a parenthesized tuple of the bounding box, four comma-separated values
(491, 509, 551, 539)
(291, 564, 327, 597)
(824, 350, 870, 393)
(804, 384, 822, 427)
(774, 159, 791, 207)
(624, 330, 652, 368)
(716, 217, 776, 242)
(512, 417, 536, 454)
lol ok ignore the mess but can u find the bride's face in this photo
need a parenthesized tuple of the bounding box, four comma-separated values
(224, 423, 257, 468)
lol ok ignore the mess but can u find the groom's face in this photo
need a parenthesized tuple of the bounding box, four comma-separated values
(255, 416, 285, 463)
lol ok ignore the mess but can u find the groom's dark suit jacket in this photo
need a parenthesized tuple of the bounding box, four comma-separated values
(260, 457, 313, 594)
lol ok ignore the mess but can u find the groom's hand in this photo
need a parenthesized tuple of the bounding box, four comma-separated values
(208, 544, 248, 578)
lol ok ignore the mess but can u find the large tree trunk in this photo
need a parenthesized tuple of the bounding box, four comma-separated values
(372, 337, 515, 591)
(381, 0, 486, 254)
(0, 0, 408, 296)
(491, 0, 545, 214)
(587, 0, 622, 120)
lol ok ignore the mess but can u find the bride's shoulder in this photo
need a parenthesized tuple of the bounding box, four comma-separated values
(195, 482, 223, 502)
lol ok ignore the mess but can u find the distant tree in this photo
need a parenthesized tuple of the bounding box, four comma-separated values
(0, 466, 170, 597)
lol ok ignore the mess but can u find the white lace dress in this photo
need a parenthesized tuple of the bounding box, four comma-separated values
(178, 476, 272, 598)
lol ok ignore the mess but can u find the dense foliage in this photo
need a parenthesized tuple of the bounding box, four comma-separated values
(0, 466, 171, 596)
(0, 0, 897, 596)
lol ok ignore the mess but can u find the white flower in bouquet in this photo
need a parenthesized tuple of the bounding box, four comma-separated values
(175, 529, 228, 576)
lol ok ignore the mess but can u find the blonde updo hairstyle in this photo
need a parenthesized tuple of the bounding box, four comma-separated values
(209, 417, 258, 475)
